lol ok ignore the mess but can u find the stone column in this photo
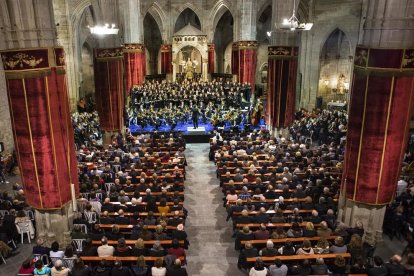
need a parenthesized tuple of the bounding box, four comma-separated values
(266, 0, 300, 132)
(208, 44, 215, 75)
(0, 1, 78, 244)
(338, 0, 414, 245)
(238, 41, 258, 93)
(160, 44, 173, 79)
(122, 0, 145, 91)
(52, 0, 79, 112)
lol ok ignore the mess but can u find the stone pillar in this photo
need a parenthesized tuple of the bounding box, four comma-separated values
(267, 46, 298, 129)
(52, 0, 79, 112)
(231, 42, 239, 78)
(94, 48, 125, 132)
(237, 41, 258, 93)
(338, 0, 414, 244)
(124, 44, 146, 92)
(122, 0, 145, 91)
(0, 59, 14, 153)
(208, 44, 215, 75)
(160, 44, 173, 78)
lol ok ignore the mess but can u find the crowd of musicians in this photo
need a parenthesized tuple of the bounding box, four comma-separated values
(127, 80, 254, 130)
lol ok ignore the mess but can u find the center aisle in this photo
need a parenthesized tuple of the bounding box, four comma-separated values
(184, 143, 240, 275)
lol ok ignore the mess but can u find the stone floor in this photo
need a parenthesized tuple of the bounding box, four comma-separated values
(0, 143, 408, 275)
(184, 144, 240, 275)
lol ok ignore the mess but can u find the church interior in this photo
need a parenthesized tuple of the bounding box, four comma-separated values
(0, 0, 414, 275)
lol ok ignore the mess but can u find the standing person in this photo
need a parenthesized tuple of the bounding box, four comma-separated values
(191, 106, 199, 129)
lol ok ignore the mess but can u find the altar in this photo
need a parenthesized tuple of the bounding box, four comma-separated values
(172, 24, 208, 82)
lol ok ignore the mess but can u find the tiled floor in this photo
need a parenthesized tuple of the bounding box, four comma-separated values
(0, 143, 407, 276)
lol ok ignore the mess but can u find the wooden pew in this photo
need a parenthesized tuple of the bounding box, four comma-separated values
(109, 201, 183, 206)
(80, 256, 185, 262)
(98, 224, 177, 230)
(91, 239, 184, 246)
(246, 252, 351, 263)
(240, 236, 337, 246)
(232, 209, 313, 216)
(236, 223, 321, 229)
(104, 212, 185, 217)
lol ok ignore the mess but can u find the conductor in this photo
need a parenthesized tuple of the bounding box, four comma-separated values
(191, 106, 199, 129)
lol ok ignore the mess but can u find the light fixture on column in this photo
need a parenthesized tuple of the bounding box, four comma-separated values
(280, 0, 313, 31)
(88, 24, 119, 35)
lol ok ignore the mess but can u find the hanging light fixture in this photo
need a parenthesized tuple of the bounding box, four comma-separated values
(280, 0, 313, 31)
(88, 23, 119, 35)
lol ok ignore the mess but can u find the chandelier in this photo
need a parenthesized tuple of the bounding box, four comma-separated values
(280, 0, 313, 31)
(89, 24, 119, 35)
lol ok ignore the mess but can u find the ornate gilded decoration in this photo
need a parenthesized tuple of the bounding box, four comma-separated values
(95, 48, 124, 60)
(1, 50, 48, 70)
(124, 44, 145, 53)
(402, 49, 414, 69)
(0, 47, 66, 79)
(353, 46, 414, 76)
(238, 41, 258, 50)
(161, 44, 172, 53)
(268, 46, 299, 59)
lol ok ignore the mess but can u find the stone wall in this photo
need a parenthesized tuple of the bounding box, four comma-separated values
(298, 0, 362, 110)
(0, 59, 14, 153)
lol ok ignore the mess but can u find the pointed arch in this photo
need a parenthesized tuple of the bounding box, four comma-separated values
(174, 7, 201, 33)
(210, 0, 233, 33)
(319, 27, 353, 54)
(176, 2, 203, 22)
(144, 2, 166, 40)
(257, 0, 272, 22)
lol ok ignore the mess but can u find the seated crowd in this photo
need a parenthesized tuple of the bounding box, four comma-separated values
(210, 109, 414, 275)
(1, 131, 190, 275)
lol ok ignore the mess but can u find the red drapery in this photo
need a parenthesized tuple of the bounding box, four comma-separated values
(160, 44, 172, 74)
(1, 47, 79, 209)
(342, 47, 414, 205)
(124, 44, 145, 93)
(267, 46, 298, 128)
(231, 42, 239, 75)
(238, 41, 258, 94)
(94, 48, 124, 132)
(208, 44, 215, 74)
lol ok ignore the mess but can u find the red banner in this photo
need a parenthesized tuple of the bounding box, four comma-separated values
(267, 46, 298, 128)
(342, 47, 414, 205)
(238, 41, 258, 93)
(1, 47, 79, 209)
(231, 42, 239, 75)
(124, 44, 145, 93)
(94, 47, 124, 132)
(208, 44, 215, 74)
(160, 44, 172, 74)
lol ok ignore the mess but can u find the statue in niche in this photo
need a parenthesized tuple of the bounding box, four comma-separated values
(185, 57, 194, 80)
(337, 73, 346, 94)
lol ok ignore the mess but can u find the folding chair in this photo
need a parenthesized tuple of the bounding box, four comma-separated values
(0, 252, 6, 264)
(71, 239, 85, 253)
(89, 201, 102, 213)
(23, 210, 35, 221)
(62, 257, 75, 270)
(112, 164, 121, 173)
(73, 223, 88, 234)
(0, 209, 9, 219)
(83, 211, 97, 224)
(16, 221, 32, 244)
(104, 183, 115, 196)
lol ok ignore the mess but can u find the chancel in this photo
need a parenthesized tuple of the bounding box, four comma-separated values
(0, 1, 413, 275)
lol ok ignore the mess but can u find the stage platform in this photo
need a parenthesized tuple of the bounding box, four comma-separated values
(184, 127, 209, 143)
